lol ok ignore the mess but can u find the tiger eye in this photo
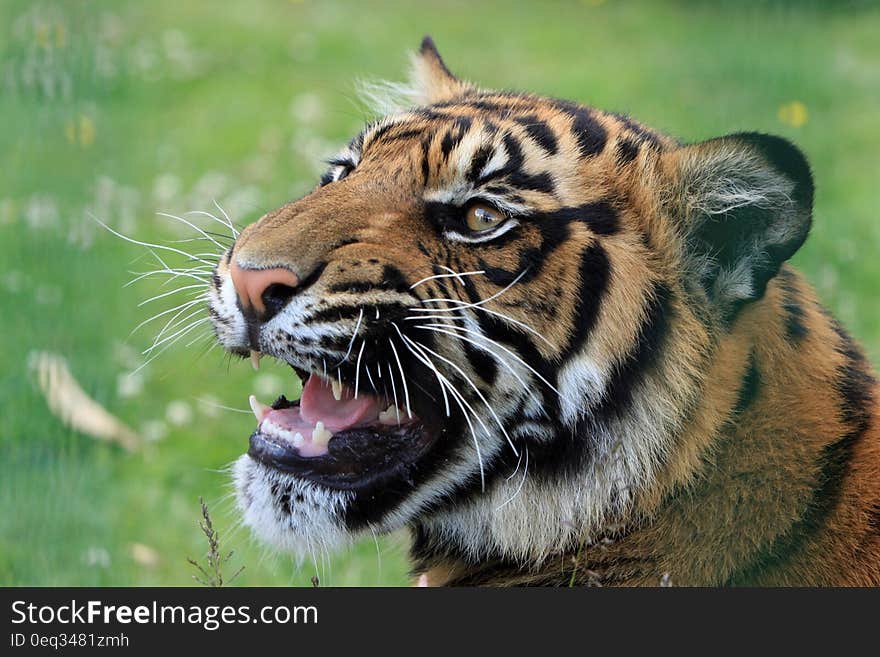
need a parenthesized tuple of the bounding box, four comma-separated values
(465, 203, 505, 232)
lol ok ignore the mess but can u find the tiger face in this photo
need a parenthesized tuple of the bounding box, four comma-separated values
(208, 38, 812, 564)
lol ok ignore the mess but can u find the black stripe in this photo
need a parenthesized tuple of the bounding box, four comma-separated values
(505, 170, 555, 194)
(475, 203, 616, 287)
(614, 113, 665, 151)
(467, 145, 494, 183)
(777, 269, 808, 343)
(208, 306, 231, 326)
(373, 127, 424, 147)
(615, 137, 640, 165)
(462, 341, 498, 387)
(579, 201, 619, 236)
(366, 122, 395, 146)
(514, 114, 559, 155)
(591, 283, 673, 422)
(420, 135, 431, 186)
(730, 350, 761, 420)
(471, 131, 556, 194)
(439, 119, 472, 160)
(309, 302, 404, 324)
(727, 325, 874, 585)
(554, 100, 607, 158)
(560, 241, 611, 362)
(501, 132, 525, 172)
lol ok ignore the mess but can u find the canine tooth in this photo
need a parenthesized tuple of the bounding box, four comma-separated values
(330, 378, 343, 401)
(292, 432, 304, 448)
(311, 421, 332, 447)
(249, 394, 269, 422)
(250, 350, 262, 371)
(378, 404, 401, 425)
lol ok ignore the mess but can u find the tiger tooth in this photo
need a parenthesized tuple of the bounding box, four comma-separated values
(378, 404, 400, 425)
(312, 421, 332, 447)
(248, 394, 269, 422)
(250, 350, 262, 371)
(330, 378, 343, 401)
(292, 432, 305, 448)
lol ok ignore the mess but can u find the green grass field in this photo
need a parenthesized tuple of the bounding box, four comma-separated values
(1, 0, 878, 586)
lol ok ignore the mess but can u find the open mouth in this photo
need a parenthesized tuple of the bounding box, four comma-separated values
(246, 367, 436, 490)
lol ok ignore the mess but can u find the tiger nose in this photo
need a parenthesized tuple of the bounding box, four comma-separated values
(229, 262, 299, 321)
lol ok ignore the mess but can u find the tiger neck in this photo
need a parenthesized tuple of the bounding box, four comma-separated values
(413, 269, 880, 586)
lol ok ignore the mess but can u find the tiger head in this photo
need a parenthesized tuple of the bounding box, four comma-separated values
(208, 38, 813, 567)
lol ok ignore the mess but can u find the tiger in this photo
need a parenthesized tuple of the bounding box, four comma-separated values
(206, 37, 880, 586)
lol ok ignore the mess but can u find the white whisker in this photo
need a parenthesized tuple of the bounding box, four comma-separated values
(399, 335, 484, 490)
(144, 315, 210, 355)
(334, 308, 363, 367)
(129, 296, 206, 336)
(414, 323, 569, 404)
(354, 340, 366, 400)
(157, 211, 227, 250)
(392, 323, 449, 417)
(137, 283, 208, 307)
(388, 336, 412, 419)
(412, 267, 530, 313)
(93, 215, 216, 266)
(407, 336, 518, 457)
(409, 270, 485, 290)
(195, 398, 252, 414)
(386, 362, 400, 423)
(495, 447, 529, 512)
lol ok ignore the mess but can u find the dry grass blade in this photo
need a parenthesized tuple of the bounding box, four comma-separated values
(187, 497, 244, 587)
(29, 350, 141, 452)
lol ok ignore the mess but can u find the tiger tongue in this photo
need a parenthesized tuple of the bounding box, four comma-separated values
(299, 375, 383, 431)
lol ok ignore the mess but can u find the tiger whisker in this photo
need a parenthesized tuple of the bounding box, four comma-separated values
(146, 303, 208, 350)
(334, 308, 364, 367)
(412, 301, 554, 348)
(211, 200, 241, 237)
(125, 266, 211, 288)
(130, 295, 206, 336)
(144, 315, 210, 355)
(194, 398, 252, 414)
(437, 264, 480, 287)
(414, 323, 570, 405)
(398, 335, 484, 489)
(388, 335, 412, 419)
(132, 317, 212, 374)
(495, 447, 529, 512)
(186, 208, 240, 240)
(184, 328, 215, 349)
(413, 267, 530, 313)
(386, 361, 401, 423)
(93, 214, 216, 266)
(402, 314, 464, 323)
(406, 336, 518, 458)
(399, 335, 492, 438)
(364, 363, 377, 393)
(506, 450, 524, 482)
(354, 340, 366, 400)
(137, 283, 208, 307)
(157, 211, 228, 251)
(392, 323, 449, 417)
(409, 270, 485, 290)
(414, 323, 531, 398)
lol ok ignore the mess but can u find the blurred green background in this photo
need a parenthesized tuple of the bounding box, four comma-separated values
(1, 0, 878, 586)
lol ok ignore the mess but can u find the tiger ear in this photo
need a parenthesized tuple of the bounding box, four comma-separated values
(409, 36, 471, 104)
(664, 132, 814, 316)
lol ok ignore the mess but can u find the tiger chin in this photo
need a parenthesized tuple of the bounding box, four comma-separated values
(207, 37, 880, 586)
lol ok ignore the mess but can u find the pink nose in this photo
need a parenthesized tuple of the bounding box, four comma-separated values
(230, 262, 299, 315)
